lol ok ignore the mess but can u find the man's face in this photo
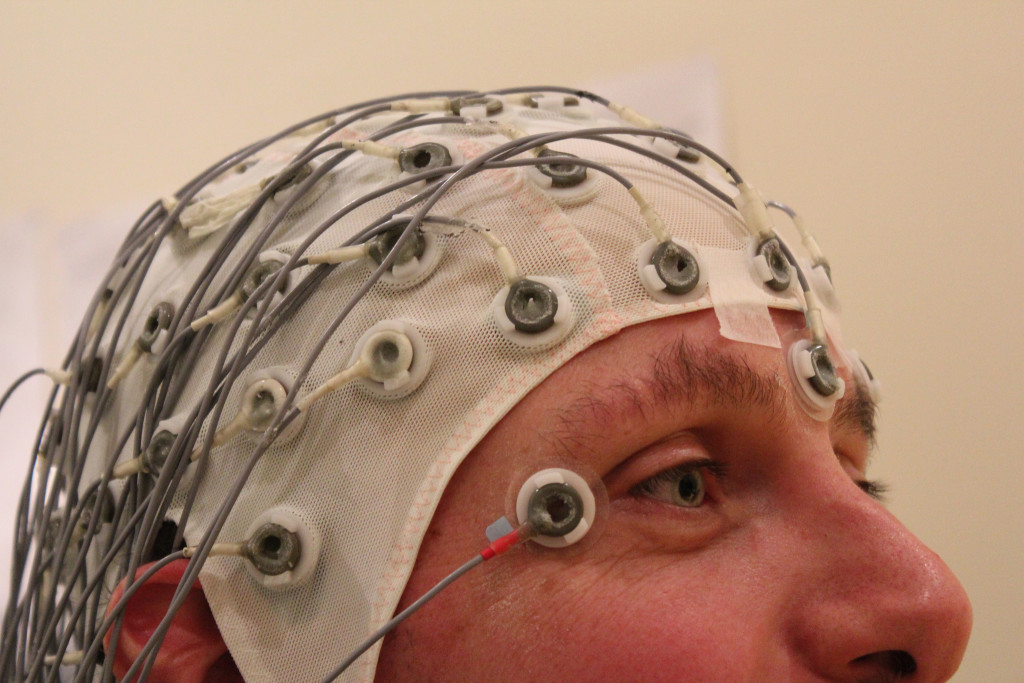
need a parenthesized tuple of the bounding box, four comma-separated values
(377, 309, 972, 681)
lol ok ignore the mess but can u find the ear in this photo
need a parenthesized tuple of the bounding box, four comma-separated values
(104, 559, 243, 683)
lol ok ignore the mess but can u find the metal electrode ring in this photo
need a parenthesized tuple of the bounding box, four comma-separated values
(806, 343, 841, 397)
(505, 279, 558, 333)
(664, 128, 701, 163)
(241, 259, 288, 303)
(359, 329, 414, 386)
(527, 483, 584, 537)
(516, 468, 597, 548)
(756, 238, 792, 292)
(524, 93, 580, 108)
(537, 149, 588, 188)
(137, 302, 175, 352)
(651, 241, 701, 295)
(140, 429, 176, 475)
(398, 143, 452, 175)
(246, 522, 302, 576)
(367, 221, 427, 267)
(787, 338, 847, 421)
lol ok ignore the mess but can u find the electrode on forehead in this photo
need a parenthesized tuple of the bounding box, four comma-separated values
(787, 338, 846, 420)
(753, 237, 793, 292)
(846, 349, 882, 404)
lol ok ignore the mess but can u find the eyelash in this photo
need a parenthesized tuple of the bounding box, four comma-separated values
(857, 479, 889, 502)
(628, 458, 727, 506)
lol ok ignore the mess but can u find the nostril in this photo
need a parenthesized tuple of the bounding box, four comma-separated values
(852, 650, 917, 679)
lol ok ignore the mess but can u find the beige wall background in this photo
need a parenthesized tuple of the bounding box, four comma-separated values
(1, 2, 1020, 679)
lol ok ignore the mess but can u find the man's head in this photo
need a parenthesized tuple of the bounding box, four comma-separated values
(1, 88, 970, 682)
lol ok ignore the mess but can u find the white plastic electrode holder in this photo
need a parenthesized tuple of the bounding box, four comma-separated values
(377, 229, 442, 288)
(524, 156, 601, 207)
(243, 507, 320, 590)
(636, 238, 709, 305)
(516, 468, 596, 548)
(846, 349, 882, 405)
(359, 330, 414, 385)
(491, 276, 574, 350)
(348, 320, 431, 398)
(243, 250, 294, 317)
(749, 238, 794, 294)
(647, 136, 702, 167)
(807, 262, 839, 311)
(787, 338, 846, 421)
(241, 377, 289, 432)
(244, 367, 306, 445)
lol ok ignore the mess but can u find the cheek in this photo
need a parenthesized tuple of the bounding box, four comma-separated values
(445, 551, 772, 681)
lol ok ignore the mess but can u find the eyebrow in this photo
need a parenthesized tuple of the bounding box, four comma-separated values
(831, 381, 878, 446)
(552, 334, 876, 444)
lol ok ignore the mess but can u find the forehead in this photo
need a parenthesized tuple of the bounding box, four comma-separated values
(487, 309, 874, 476)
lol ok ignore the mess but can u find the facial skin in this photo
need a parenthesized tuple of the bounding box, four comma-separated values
(376, 309, 972, 682)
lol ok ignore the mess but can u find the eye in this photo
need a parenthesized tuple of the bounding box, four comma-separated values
(630, 462, 714, 508)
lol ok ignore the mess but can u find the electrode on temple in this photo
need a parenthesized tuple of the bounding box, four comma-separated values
(515, 468, 598, 548)
(787, 337, 846, 420)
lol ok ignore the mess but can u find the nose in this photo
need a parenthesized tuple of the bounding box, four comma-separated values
(785, 473, 973, 681)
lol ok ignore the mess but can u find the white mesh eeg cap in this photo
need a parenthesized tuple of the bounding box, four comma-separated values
(70, 89, 849, 682)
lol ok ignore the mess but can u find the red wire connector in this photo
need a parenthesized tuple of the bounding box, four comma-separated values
(480, 523, 534, 560)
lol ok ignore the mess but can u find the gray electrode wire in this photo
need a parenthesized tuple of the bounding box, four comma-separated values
(14, 212, 169, 678)
(5, 88, 807, 683)
(111, 146, 494, 680)
(107, 117, 751, 680)
(490, 85, 612, 107)
(0, 369, 47, 415)
(9, 92, 482, 681)
(13, 486, 153, 682)
(320, 554, 486, 683)
(135, 136, 669, 654)
(114, 170, 448, 681)
(162, 153, 465, 550)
